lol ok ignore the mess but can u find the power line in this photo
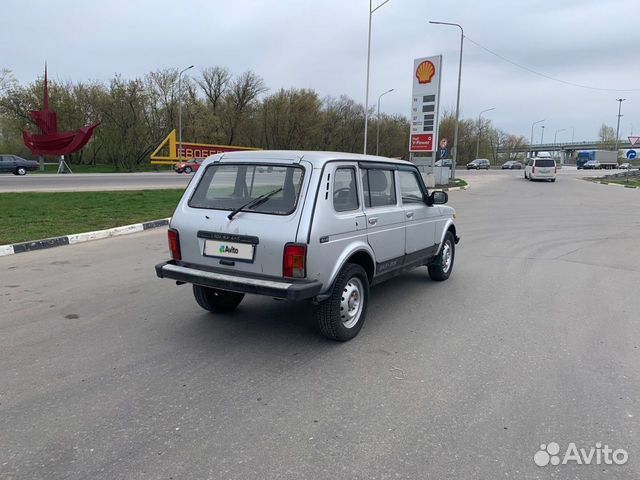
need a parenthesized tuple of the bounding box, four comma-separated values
(465, 36, 640, 92)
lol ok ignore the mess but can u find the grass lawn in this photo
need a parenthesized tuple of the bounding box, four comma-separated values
(0, 189, 183, 245)
(33, 164, 170, 174)
(600, 178, 640, 188)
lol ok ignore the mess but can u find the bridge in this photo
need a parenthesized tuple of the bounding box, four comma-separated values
(497, 140, 635, 163)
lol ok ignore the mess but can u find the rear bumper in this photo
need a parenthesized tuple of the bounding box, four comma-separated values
(155, 260, 323, 300)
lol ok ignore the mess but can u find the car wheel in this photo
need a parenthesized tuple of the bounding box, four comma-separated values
(428, 231, 455, 281)
(551, 179, 556, 182)
(316, 263, 369, 341)
(16, 167, 27, 176)
(184, 166, 192, 174)
(193, 285, 244, 313)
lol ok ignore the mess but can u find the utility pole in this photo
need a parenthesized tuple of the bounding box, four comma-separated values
(540, 125, 545, 145)
(530, 119, 544, 158)
(475, 107, 495, 159)
(178, 65, 195, 162)
(614, 98, 626, 155)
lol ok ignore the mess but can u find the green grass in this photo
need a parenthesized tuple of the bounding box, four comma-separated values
(33, 164, 169, 174)
(435, 178, 468, 188)
(0, 189, 184, 245)
(599, 178, 640, 188)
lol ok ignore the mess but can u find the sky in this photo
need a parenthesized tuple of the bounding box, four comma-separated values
(2, 0, 640, 143)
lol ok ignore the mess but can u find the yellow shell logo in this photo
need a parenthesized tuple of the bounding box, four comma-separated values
(416, 61, 436, 84)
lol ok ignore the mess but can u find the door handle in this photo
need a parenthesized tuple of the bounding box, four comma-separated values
(368, 217, 378, 225)
(406, 212, 414, 219)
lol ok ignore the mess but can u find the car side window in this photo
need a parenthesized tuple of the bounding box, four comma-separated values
(398, 170, 424, 204)
(361, 169, 396, 208)
(333, 167, 359, 212)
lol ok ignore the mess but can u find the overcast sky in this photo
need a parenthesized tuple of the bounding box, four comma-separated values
(3, 0, 640, 143)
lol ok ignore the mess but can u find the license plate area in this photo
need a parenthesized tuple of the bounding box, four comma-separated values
(198, 231, 259, 263)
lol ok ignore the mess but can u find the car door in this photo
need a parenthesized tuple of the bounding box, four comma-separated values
(398, 169, 438, 258)
(360, 166, 405, 269)
(0, 156, 5, 172)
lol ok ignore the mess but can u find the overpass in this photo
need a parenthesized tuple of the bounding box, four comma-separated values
(497, 140, 635, 163)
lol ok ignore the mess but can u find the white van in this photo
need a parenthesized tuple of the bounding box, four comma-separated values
(525, 157, 557, 182)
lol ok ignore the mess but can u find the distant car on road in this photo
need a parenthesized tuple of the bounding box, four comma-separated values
(466, 158, 490, 170)
(174, 158, 204, 174)
(618, 162, 633, 170)
(525, 157, 557, 182)
(501, 160, 523, 170)
(582, 160, 601, 170)
(434, 159, 452, 168)
(0, 154, 39, 175)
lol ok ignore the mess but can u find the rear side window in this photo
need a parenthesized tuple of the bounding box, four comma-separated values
(398, 170, 424, 203)
(333, 168, 359, 212)
(189, 163, 304, 215)
(535, 159, 555, 167)
(361, 169, 396, 208)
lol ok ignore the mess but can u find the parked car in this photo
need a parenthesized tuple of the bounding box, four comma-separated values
(434, 159, 452, 168)
(174, 158, 204, 174)
(618, 162, 633, 170)
(466, 158, 490, 170)
(524, 157, 557, 182)
(155, 151, 460, 341)
(501, 160, 523, 170)
(0, 154, 39, 175)
(582, 160, 601, 170)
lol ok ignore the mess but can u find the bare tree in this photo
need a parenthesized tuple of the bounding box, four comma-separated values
(197, 67, 231, 114)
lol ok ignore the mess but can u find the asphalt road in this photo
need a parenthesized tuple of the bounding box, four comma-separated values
(1, 171, 639, 479)
(0, 172, 191, 193)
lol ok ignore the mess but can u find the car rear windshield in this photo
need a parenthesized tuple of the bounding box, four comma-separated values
(535, 159, 555, 167)
(189, 163, 305, 215)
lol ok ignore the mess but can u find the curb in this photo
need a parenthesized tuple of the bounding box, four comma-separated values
(436, 185, 469, 192)
(592, 181, 639, 189)
(0, 218, 171, 257)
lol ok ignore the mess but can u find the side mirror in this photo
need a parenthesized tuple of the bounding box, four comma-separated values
(427, 190, 448, 205)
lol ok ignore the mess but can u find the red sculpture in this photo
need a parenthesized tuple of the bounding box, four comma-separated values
(22, 65, 99, 156)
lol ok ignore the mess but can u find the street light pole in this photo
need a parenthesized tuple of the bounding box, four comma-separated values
(554, 128, 567, 162)
(475, 107, 495, 159)
(429, 21, 463, 179)
(614, 98, 626, 155)
(363, 0, 391, 155)
(540, 125, 545, 145)
(376, 88, 394, 155)
(178, 65, 194, 162)
(530, 119, 544, 158)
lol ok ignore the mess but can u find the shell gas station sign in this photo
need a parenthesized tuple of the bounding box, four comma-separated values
(409, 55, 442, 153)
(150, 129, 258, 164)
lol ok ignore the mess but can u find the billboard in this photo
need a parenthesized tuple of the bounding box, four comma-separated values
(409, 55, 442, 153)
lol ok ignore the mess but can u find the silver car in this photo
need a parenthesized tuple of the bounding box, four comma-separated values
(156, 151, 459, 341)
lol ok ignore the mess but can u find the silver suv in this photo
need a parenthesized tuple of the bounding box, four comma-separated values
(156, 151, 460, 341)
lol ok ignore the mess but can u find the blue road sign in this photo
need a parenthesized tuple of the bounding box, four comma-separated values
(626, 149, 637, 160)
(438, 148, 449, 159)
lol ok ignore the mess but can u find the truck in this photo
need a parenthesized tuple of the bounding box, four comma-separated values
(576, 150, 618, 169)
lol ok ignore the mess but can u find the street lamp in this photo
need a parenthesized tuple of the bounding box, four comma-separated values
(363, 0, 392, 155)
(476, 107, 495, 159)
(540, 125, 545, 145)
(178, 64, 194, 161)
(429, 20, 463, 179)
(376, 88, 394, 155)
(530, 119, 544, 158)
(615, 98, 626, 154)
(554, 128, 567, 162)
(570, 126, 575, 143)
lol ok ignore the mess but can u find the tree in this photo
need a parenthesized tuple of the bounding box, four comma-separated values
(598, 123, 616, 150)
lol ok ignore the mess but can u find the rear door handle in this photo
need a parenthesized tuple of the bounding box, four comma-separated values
(368, 217, 378, 225)
(406, 212, 414, 219)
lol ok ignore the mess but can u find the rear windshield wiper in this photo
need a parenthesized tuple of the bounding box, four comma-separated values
(227, 188, 283, 220)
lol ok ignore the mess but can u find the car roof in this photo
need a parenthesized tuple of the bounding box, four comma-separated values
(214, 150, 414, 168)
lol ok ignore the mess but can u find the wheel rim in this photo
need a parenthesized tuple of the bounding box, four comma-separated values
(18, 168, 25, 175)
(442, 241, 453, 273)
(340, 277, 364, 329)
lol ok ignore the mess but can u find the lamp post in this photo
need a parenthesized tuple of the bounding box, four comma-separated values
(614, 98, 626, 155)
(540, 125, 545, 144)
(178, 65, 194, 161)
(570, 126, 575, 143)
(363, 0, 391, 155)
(530, 119, 544, 158)
(475, 107, 495, 159)
(429, 20, 463, 179)
(554, 128, 567, 162)
(376, 88, 394, 155)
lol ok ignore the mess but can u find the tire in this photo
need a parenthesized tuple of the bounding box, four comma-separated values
(551, 179, 556, 182)
(184, 166, 192, 174)
(193, 285, 244, 313)
(16, 167, 27, 176)
(429, 231, 455, 281)
(316, 263, 369, 341)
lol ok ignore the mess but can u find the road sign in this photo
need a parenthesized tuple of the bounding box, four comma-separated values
(438, 148, 448, 159)
(628, 136, 640, 148)
(626, 149, 637, 160)
(409, 55, 442, 153)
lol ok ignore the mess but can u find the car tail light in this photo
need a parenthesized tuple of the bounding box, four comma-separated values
(283, 243, 306, 278)
(532, 166, 536, 174)
(168, 228, 181, 261)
